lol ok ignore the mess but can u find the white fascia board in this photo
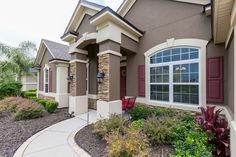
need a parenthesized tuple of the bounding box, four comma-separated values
(117, 0, 136, 17)
(174, 0, 210, 5)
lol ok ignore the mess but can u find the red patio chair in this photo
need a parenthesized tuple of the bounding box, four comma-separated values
(122, 97, 136, 111)
(126, 97, 136, 110)
(122, 97, 128, 111)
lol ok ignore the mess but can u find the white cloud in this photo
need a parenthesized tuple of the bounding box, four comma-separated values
(105, 0, 123, 11)
(0, 0, 123, 48)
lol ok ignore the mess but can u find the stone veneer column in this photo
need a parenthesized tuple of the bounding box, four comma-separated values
(69, 52, 88, 115)
(97, 40, 122, 118)
(55, 63, 69, 108)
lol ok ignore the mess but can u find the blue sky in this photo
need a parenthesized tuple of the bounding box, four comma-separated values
(0, 0, 123, 48)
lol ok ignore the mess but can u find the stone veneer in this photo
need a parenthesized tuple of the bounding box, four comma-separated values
(88, 98, 97, 109)
(70, 62, 76, 96)
(98, 54, 110, 101)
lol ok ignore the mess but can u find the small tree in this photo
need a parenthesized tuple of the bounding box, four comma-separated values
(0, 41, 37, 83)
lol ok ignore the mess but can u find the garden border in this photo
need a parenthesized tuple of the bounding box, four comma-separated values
(67, 127, 91, 157)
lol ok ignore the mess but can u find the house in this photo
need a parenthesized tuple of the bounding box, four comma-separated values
(35, 39, 70, 108)
(18, 70, 37, 91)
(35, 0, 236, 156)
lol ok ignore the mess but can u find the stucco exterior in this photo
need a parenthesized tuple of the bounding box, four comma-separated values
(226, 38, 234, 115)
(120, 0, 229, 109)
(39, 50, 57, 93)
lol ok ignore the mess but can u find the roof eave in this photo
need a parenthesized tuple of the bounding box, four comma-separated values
(213, 0, 234, 44)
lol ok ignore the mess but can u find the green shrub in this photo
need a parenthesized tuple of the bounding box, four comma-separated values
(142, 116, 176, 145)
(45, 100, 58, 113)
(93, 115, 129, 137)
(131, 119, 145, 130)
(153, 107, 174, 117)
(27, 89, 37, 92)
(36, 98, 47, 108)
(14, 107, 44, 121)
(128, 104, 153, 120)
(0, 81, 22, 99)
(170, 119, 214, 157)
(22, 91, 36, 99)
(106, 127, 149, 157)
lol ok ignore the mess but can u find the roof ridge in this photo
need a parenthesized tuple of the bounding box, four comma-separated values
(42, 39, 69, 47)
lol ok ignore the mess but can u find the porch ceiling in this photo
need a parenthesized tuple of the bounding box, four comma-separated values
(213, 0, 234, 44)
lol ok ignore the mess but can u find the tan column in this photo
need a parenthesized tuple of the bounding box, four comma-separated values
(97, 40, 122, 118)
(55, 63, 69, 108)
(69, 52, 88, 115)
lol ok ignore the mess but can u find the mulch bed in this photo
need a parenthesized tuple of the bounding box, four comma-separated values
(0, 108, 71, 157)
(75, 124, 174, 157)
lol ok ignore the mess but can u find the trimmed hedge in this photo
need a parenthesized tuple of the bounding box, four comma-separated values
(22, 91, 36, 98)
(45, 100, 58, 113)
(22, 90, 58, 113)
(14, 107, 44, 121)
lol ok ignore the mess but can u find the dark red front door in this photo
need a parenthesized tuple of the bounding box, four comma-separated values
(120, 67, 126, 99)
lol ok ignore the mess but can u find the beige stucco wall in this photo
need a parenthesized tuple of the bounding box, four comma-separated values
(21, 74, 37, 91)
(76, 14, 96, 38)
(124, 0, 228, 106)
(39, 50, 57, 93)
(225, 38, 234, 114)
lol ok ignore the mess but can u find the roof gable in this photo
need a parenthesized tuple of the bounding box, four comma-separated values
(63, 0, 104, 38)
(35, 39, 70, 65)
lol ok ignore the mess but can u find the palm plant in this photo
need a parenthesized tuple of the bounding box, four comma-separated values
(0, 41, 37, 83)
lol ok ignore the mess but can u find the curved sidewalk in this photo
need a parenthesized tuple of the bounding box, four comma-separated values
(14, 110, 98, 157)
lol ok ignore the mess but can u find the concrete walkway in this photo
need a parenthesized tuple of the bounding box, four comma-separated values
(14, 110, 98, 157)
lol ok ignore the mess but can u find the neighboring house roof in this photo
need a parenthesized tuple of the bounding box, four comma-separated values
(35, 39, 70, 65)
(42, 39, 70, 61)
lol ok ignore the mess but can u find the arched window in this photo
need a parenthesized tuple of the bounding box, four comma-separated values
(149, 47, 200, 105)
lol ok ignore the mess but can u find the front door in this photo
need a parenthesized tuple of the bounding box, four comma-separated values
(120, 66, 127, 99)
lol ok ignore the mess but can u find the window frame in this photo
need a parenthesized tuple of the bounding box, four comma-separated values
(148, 46, 201, 107)
(44, 65, 50, 93)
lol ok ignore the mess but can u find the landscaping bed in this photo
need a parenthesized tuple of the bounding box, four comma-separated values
(0, 108, 70, 157)
(75, 104, 230, 157)
(75, 124, 174, 157)
(0, 93, 71, 157)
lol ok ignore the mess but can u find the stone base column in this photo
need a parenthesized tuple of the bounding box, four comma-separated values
(69, 95, 88, 115)
(69, 52, 88, 115)
(97, 44, 122, 118)
(97, 100, 122, 118)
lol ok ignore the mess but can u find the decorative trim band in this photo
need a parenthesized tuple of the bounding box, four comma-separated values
(97, 50, 122, 57)
(70, 59, 88, 64)
(88, 94, 98, 99)
(37, 91, 56, 98)
(69, 48, 88, 55)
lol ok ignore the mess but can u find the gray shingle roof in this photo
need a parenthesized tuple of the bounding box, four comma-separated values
(42, 39, 70, 61)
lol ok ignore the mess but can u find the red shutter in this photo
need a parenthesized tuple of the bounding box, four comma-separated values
(49, 69, 52, 92)
(207, 56, 224, 103)
(138, 65, 145, 97)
